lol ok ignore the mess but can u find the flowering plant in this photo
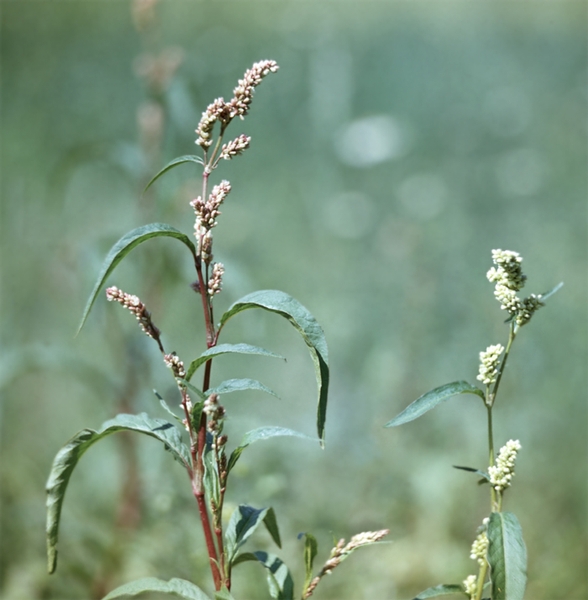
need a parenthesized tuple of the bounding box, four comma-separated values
(45, 61, 387, 600)
(386, 249, 561, 600)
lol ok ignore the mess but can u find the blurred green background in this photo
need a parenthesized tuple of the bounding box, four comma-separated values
(1, 2, 586, 599)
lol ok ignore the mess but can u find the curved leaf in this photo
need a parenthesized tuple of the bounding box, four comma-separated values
(186, 343, 285, 382)
(227, 426, 316, 474)
(101, 577, 211, 600)
(207, 378, 279, 399)
(78, 223, 196, 334)
(385, 381, 484, 428)
(299, 532, 318, 591)
(488, 512, 527, 600)
(218, 290, 329, 444)
(413, 584, 466, 599)
(143, 155, 204, 193)
(232, 552, 294, 600)
(46, 413, 190, 574)
(452, 465, 491, 482)
(225, 505, 270, 563)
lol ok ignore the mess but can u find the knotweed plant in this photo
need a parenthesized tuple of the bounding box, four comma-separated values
(46, 61, 388, 600)
(385, 250, 561, 600)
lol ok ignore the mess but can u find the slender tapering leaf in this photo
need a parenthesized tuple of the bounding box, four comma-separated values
(413, 584, 467, 599)
(143, 155, 204, 193)
(300, 532, 318, 591)
(487, 512, 527, 600)
(101, 577, 212, 600)
(540, 281, 564, 302)
(385, 381, 484, 427)
(231, 552, 294, 600)
(207, 378, 279, 399)
(227, 427, 315, 474)
(218, 290, 329, 444)
(78, 223, 196, 334)
(225, 505, 270, 564)
(46, 413, 190, 574)
(452, 465, 491, 482)
(186, 343, 284, 382)
(263, 507, 282, 549)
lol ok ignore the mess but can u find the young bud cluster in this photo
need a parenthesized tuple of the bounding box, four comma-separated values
(191, 181, 231, 262)
(208, 262, 224, 297)
(470, 530, 488, 567)
(195, 98, 230, 149)
(106, 286, 160, 340)
(486, 249, 544, 326)
(163, 352, 186, 379)
(463, 574, 478, 598)
(488, 439, 521, 492)
(477, 343, 504, 385)
(227, 60, 279, 119)
(220, 134, 251, 160)
(203, 393, 226, 435)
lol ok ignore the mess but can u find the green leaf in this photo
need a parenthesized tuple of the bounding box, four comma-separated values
(143, 155, 204, 193)
(452, 465, 491, 482)
(413, 584, 466, 599)
(101, 577, 212, 600)
(77, 223, 196, 334)
(300, 532, 318, 591)
(186, 343, 285, 382)
(487, 512, 527, 600)
(263, 507, 282, 549)
(540, 281, 563, 302)
(385, 381, 484, 427)
(154, 390, 185, 425)
(46, 413, 190, 574)
(214, 590, 236, 600)
(207, 378, 279, 399)
(225, 505, 270, 564)
(203, 440, 220, 508)
(232, 552, 294, 600)
(218, 290, 329, 445)
(227, 427, 316, 474)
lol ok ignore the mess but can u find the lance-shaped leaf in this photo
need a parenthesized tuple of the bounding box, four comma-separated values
(413, 584, 467, 599)
(218, 290, 329, 444)
(206, 378, 279, 399)
(101, 577, 212, 600)
(452, 465, 491, 483)
(78, 223, 196, 334)
(231, 552, 294, 600)
(385, 381, 484, 428)
(46, 413, 190, 574)
(299, 532, 318, 591)
(227, 426, 316, 474)
(225, 504, 282, 566)
(186, 343, 285, 382)
(143, 155, 204, 193)
(487, 512, 527, 600)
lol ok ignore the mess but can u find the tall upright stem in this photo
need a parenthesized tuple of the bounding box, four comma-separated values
(486, 404, 497, 512)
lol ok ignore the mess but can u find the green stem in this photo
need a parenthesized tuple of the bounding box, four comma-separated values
(488, 323, 517, 407)
(487, 404, 497, 512)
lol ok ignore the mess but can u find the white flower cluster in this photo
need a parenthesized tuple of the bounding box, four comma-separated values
(191, 181, 231, 263)
(477, 343, 504, 385)
(470, 530, 488, 567)
(105, 286, 160, 340)
(486, 249, 543, 327)
(163, 352, 186, 379)
(207, 262, 225, 297)
(463, 574, 478, 598)
(489, 439, 522, 492)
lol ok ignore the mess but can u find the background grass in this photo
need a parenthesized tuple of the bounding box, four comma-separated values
(1, 2, 586, 599)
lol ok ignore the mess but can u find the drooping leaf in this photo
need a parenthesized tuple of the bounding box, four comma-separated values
(207, 378, 279, 399)
(218, 290, 329, 445)
(231, 552, 294, 600)
(46, 413, 190, 574)
(227, 427, 316, 474)
(78, 223, 196, 334)
(186, 343, 285, 382)
(385, 381, 484, 428)
(452, 465, 491, 482)
(176, 379, 208, 402)
(101, 577, 212, 600)
(143, 155, 204, 193)
(154, 390, 185, 425)
(225, 505, 269, 563)
(413, 584, 467, 599)
(299, 532, 318, 591)
(487, 512, 527, 600)
(263, 507, 282, 549)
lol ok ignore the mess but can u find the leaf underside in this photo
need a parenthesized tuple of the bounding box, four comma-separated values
(77, 223, 196, 334)
(232, 552, 294, 600)
(46, 413, 190, 574)
(218, 290, 329, 444)
(487, 512, 527, 600)
(206, 378, 279, 399)
(385, 381, 484, 427)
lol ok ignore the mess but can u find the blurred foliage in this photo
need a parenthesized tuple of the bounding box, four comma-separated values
(1, 2, 586, 599)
